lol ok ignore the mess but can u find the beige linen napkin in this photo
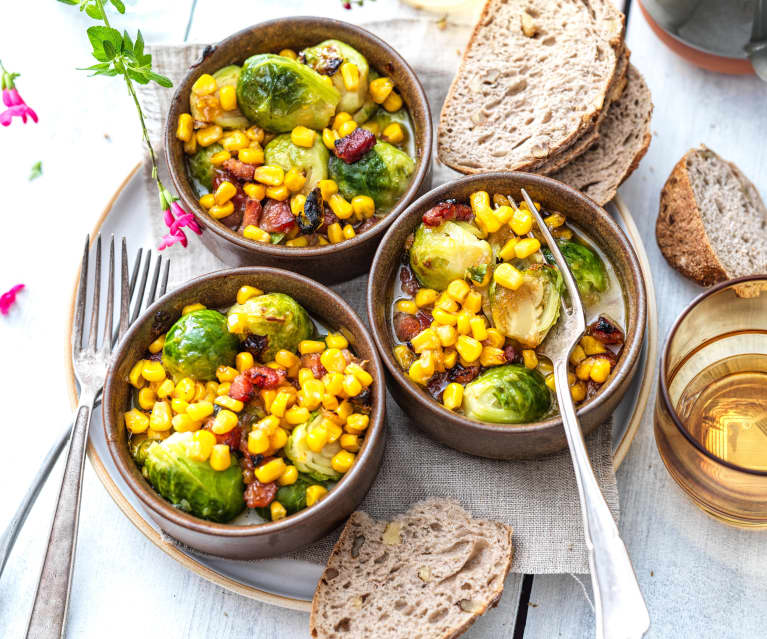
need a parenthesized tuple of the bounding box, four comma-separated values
(135, 24, 619, 574)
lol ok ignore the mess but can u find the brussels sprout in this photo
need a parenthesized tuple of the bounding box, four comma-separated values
(300, 40, 370, 114)
(187, 143, 224, 192)
(328, 141, 415, 210)
(144, 432, 245, 522)
(236, 54, 340, 132)
(542, 240, 608, 303)
(162, 309, 240, 381)
(284, 418, 342, 481)
(129, 435, 156, 465)
(409, 221, 493, 291)
(264, 133, 329, 193)
(227, 293, 313, 362)
(490, 264, 563, 348)
(190, 65, 250, 129)
(462, 365, 551, 424)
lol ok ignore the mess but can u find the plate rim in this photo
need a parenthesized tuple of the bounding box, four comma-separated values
(65, 165, 657, 611)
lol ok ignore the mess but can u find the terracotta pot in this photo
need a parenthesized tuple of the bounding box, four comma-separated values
(368, 172, 647, 459)
(103, 268, 386, 558)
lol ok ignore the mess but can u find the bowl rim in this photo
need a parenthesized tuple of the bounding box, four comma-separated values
(658, 273, 767, 477)
(164, 16, 433, 260)
(102, 266, 386, 536)
(367, 171, 647, 441)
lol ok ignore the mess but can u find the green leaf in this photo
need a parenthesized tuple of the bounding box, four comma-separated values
(102, 39, 116, 59)
(57, 0, 80, 5)
(29, 161, 43, 181)
(110, 0, 126, 13)
(85, 2, 103, 19)
(125, 67, 150, 84)
(122, 30, 134, 54)
(87, 25, 122, 62)
(134, 30, 145, 60)
(146, 71, 173, 88)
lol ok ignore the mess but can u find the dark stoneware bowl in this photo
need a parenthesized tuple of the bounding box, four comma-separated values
(103, 268, 386, 559)
(165, 17, 432, 285)
(368, 173, 646, 460)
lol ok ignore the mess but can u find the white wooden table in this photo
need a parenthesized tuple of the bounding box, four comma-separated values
(1, 0, 766, 637)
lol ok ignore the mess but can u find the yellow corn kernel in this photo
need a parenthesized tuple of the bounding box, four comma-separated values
(306, 422, 329, 452)
(442, 382, 464, 411)
(342, 224, 356, 240)
(408, 351, 435, 385)
(216, 365, 238, 383)
(479, 345, 506, 367)
(193, 382, 207, 402)
(498, 237, 519, 262)
(325, 421, 343, 443)
(238, 147, 264, 165)
(279, 48, 297, 60)
(575, 359, 594, 381)
(217, 382, 231, 396)
(149, 401, 172, 431)
(300, 378, 324, 407)
(351, 195, 375, 219)
(382, 90, 403, 112)
(569, 345, 587, 366)
(475, 207, 500, 235)
(443, 280, 468, 304)
(176, 113, 193, 142)
(299, 339, 325, 355)
(253, 165, 284, 186)
(255, 458, 287, 484)
(369, 77, 394, 104)
(510, 207, 533, 235)
(233, 353, 254, 374)
(493, 205, 514, 225)
(199, 193, 216, 209)
(442, 348, 458, 368)
(207, 444, 231, 471)
(336, 400, 353, 423)
(320, 392, 339, 411)
(322, 127, 339, 150)
(243, 225, 271, 243)
(515, 237, 541, 259)
(345, 413, 369, 434)
(469, 190, 490, 214)
(469, 316, 488, 341)
(327, 222, 344, 244)
(211, 409, 238, 434)
(156, 379, 175, 400)
(268, 501, 287, 521)
(332, 112, 352, 131)
(266, 184, 290, 201)
(213, 181, 237, 206)
(581, 335, 607, 355)
(222, 130, 249, 152)
(298, 368, 315, 385)
(331, 450, 356, 474)
(179, 398, 207, 418)
(141, 361, 166, 383)
(290, 125, 316, 148)
(484, 328, 505, 349)
(428, 308, 453, 327)
(187, 430, 214, 461)
(243, 183, 266, 201)
(214, 395, 244, 413)
(339, 433, 360, 453)
(281, 173, 306, 199)
(324, 332, 348, 350)
(362, 121, 380, 136)
(270, 427, 289, 451)
(456, 335, 482, 363)
(147, 336, 166, 356)
(382, 122, 404, 144)
(493, 263, 525, 290)
(589, 358, 611, 383)
(172, 413, 200, 432)
(319, 179, 339, 200)
(571, 382, 587, 402)
(553, 228, 573, 240)
(192, 73, 217, 95)
(522, 349, 538, 369)
(545, 373, 557, 391)
(124, 409, 149, 434)
(461, 290, 484, 314)
(258, 416, 281, 436)
(196, 124, 223, 147)
(339, 61, 360, 91)
(137, 387, 155, 410)
(170, 398, 189, 415)
(306, 484, 328, 507)
(338, 120, 358, 138)
(393, 344, 415, 370)
(413, 288, 437, 308)
(209, 150, 231, 166)
(327, 193, 353, 219)
(247, 429, 270, 455)
(218, 84, 237, 111)
(242, 127, 264, 146)
(273, 350, 298, 370)
(324, 372, 345, 396)
(320, 348, 347, 373)
(435, 293, 459, 313)
(285, 405, 311, 425)
(270, 390, 293, 418)
(410, 328, 440, 353)
(346, 363, 373, 387)
(544, 212, 566, 228)
(342, 374, 362, 397)
(455, 310, 472, 335)
(183, 135, 197, 154)
(278, 465, 298, 487)
(209, 202, 235, 220)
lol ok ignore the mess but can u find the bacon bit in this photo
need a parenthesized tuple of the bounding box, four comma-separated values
(238, 198, 263, 233)
(244, 365, 285, 389)
(426, 372, 448, 400)
(356, 217, 379, 234)
(205, 424, 241, 451)
(503, 345, 518, 363)
(322, 203, 339, 229)
(0, 284, 24, 315)
(222, 158, 256, 181)
(260, 199, 295, 233)
(301, 352, 327, 378)
(393, 311, 431, 343)
(244, 480, 278, 508)
(334, 127, 376, 163)
(587, 316, 625, 345)
(415, 310, 433, 331)
(422, 200, 473, 226)
(229, 374, 254, 402)
(399, 266, 420, 296)
(448, 363, 480, 384)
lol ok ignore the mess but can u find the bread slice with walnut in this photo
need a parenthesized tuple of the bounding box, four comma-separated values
(656, 146, 767, 295)
(310, 499, 514, 639)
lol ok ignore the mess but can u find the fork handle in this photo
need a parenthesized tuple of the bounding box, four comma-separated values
(26, 394, 94, 639)
(554, 361, 650, 639)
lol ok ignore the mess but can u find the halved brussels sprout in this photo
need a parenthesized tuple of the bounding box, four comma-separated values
(129, 435, 156, 465)
(328, 141, 415, 210)
(187, 143, 224, 192)
(227, 292, 313, 362)
(236, 54, 340, 132)
(162, 309, 240, 381)
(490, 264, 563, 348)
(190, 65, 250, 129)
(462, 365, 551, 424)
(264, 133, 329, 194)
(409, 221, 493, 291)
(542, 240, 608, 304)
(300, 40, 370, 114)
(284, 418, 342, 481)
(144, 432, 245, 523)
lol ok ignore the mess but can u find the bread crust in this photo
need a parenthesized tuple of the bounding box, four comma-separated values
(655, 148, 729, 286)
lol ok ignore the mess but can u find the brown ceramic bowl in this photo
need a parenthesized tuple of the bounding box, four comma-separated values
(368, 173, 646, 459)
(102, 267, 385, 559)
(165, 17, 432, 285)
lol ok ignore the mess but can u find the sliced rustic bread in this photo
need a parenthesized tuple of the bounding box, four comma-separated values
(656, 146, 767, 293)
(552, 64, 653, 205)
(310, 499, 514, 639)
(438, 0, 624, 173)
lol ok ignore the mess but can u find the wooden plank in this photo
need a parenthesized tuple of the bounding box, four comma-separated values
(523, 3, 767, 638)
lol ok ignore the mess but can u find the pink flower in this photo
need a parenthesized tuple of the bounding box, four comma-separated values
(157, 191, 201, 251)
(0, 284, 24, 316)
(0, 61, 37, 127)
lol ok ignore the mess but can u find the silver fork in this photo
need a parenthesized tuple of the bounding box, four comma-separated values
(24, 236, 168, 639)
(0, 244, 168, 582)
(520, 188, 650, 639)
